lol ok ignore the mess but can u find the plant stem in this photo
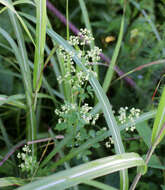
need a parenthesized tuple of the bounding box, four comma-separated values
(130, 123, 165, 190)
(46, 0, 137, 89)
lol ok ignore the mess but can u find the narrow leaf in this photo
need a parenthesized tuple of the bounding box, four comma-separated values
(151, 87, 165, 144)
(33, 0, 47, 92)
(17, 153, 146, 190)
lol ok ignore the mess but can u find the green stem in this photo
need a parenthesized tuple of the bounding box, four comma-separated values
(66, 0, 69, 41)
(130, 123, 165, 190)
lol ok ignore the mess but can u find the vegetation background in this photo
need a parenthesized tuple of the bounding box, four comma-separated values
(0, 0, 165, 190)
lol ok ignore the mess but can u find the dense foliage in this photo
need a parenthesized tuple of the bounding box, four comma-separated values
(0, 0, 165, 190)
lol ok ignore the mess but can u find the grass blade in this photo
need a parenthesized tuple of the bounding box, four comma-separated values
(0, 0, 34, 15)
(33, 0, 47, 92)
(83, 180, 118, 190)
(17, 153, 146, 190)
(102, 4, 125, 92)
(4, 0, 36, 160)
(0, 177, 26, 187)
(151, 87, 165, 144)
(0, 94, 26, 109)
(40, 133, 73, 168)
(0, 119, 12, 150)
(0, 0, 35, 45)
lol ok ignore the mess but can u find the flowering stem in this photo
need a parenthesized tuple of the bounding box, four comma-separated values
(46, 0, 137, 89)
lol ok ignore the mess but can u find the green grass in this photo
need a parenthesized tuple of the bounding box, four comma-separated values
(0, 0, 165, 190)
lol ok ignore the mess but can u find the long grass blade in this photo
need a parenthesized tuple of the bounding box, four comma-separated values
(0, 177, 26, 187)
(17, 153, 146, 190)
(0, 0, 35, 45)
(33, 0, 47, 92)
(0, 0, 34, 14)
(151, 87, 165, 144)
(3, 1, 36, 160)
(0, 94, 26, 109)
(102, 4, 125, 92)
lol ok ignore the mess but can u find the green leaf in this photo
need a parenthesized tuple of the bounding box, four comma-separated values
(151, 87, 165, 144)
(0, 177, 26, 187)
(136, 121, 152, 148)
(17, 153, 146, 190)
(0, 0, 35, 45)
(0, 94, 26, 109)
(1, 2, 36, 160)
(83, 179, 118, 190)
(33, 0, 47, 92)
(102, 4, 125, 92)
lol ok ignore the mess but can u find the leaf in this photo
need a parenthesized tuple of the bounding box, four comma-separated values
(83, 179, 118, 190)
(0, 94, 26, 109)
(17, 153, 146, 190)
(0, 0, 35, 45)
(136, 121, 152, 148)
(33, 0, 47, 92)
(151, 87, 165, 144)
(0, 177, 26, 187)
(102, 4, 125, 92)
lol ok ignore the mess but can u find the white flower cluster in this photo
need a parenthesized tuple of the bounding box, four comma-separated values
(118, 107, 141, 132)
(69, 35, 79, 46)
(105, 137, 114, 148)
(55, 102, 99, 126)
(17, 145, 36, 172)
(57, 28, 102, 90)
(78, 28, 94, 45)
(86, 46, 102, 62)
(118, 106, 128, 124)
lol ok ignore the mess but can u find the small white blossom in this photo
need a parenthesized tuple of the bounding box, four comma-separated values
(86, 46, 102, 62)
(78, 28, 94, 45)
(117, 107, 141, 132)
(69, 36, 79, 46)
(105, 137, 114, 148)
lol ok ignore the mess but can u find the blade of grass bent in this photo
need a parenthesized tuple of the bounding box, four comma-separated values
(0, 0, 35, 45)
(0, 94, 26, 109)
(0, 0, 35, 15)
(5, 1, 36, 161)
(17, 153, 145, 190)
(33, 0, 47, 92)
(47, 29, 128, 190)
(0, 177, 26, 187)
(19, 11, 64, 98)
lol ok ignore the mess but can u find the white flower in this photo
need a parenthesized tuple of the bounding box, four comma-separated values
(78, 28, 94, 45)
(69, 36, 79, 46)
